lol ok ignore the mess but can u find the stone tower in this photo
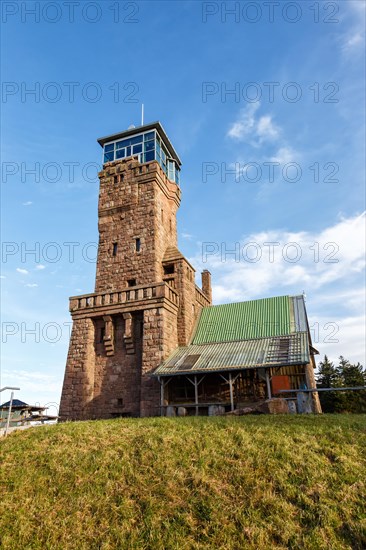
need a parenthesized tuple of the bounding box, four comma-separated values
(59, 122, 211, 420)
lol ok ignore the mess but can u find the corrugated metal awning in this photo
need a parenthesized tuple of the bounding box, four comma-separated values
(154, 332, 309, 376)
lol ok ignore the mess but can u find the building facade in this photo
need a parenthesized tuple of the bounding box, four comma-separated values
(59, 122, 320, 420)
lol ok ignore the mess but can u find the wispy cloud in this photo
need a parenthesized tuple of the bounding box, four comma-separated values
(227, 103, 280, 145)
(1, 369, 60, 395)
(270, 146, 299, 165)
(25, 283, 38, 288)
(35, 264, 46, 270)
(22, 201, 33, 206)
(190, 212, 366, 363)
(16, 268, 29, 275)
(341, 1, 365, 55)
(192, 212, 365, 302)
(181, 232, 194, 240)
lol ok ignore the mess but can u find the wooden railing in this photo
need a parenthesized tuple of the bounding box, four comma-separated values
(70, 282, 179, 313)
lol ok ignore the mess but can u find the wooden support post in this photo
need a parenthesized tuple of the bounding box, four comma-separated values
(159, 377, 172, 417)
(266, 370, 272, 400)
(219, 372, 239, 412)
(159, 377, 164, 417)
(4, 391, 14, 437)
(228, 373, 234, 411)
(305, 362, 322, 413)
(194, 375, 199, 416)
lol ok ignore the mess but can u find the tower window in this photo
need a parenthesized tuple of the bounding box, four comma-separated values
(112, 243, 118, 256)
(128, 279, 136, 287)
(164, 264, 175, 275)
(135, 238, 141, 252)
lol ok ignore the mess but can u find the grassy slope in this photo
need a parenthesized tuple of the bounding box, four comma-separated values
(0, 415, 365, 550)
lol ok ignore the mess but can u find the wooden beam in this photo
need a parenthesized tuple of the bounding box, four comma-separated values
(266, 370, 272, 399)
(228, 373, 234, 411)
(159, 377, 164, 417)
(194, 375, 199, 416)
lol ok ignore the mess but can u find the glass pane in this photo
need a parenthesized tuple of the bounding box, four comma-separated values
(144, 131, 155, 141)
(116, 139, 129, 149)
(116, 149, 125, 159)
(133, 144, 142, 154)
(144, 140, 155, 152)
(105, 143, 114, 152)
(145, 151, 155, 162)
(104, 152, 114, 162)
(126, 146, 131, 156)
(130, 135, 143, 145)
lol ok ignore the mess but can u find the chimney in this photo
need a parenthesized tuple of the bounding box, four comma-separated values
(201, 270, 212, 304)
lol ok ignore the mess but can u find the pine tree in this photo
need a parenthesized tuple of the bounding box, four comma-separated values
(337, 357, 366, 413)
(316, 355, 341, 412)
(316, 355, 338, 388)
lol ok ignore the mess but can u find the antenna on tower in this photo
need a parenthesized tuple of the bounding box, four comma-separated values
(141, 103, 144, 126)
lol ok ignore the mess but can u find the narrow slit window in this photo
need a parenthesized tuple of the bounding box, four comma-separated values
(128, 279, 136, 287)
(112, 243, 118, 256)
(135, 238, 141, 252)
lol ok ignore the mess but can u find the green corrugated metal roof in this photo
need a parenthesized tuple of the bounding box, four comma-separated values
(192, 296, 292, 344)
(154, 333, 309, 376)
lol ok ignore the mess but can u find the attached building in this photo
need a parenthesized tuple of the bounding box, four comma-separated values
(154, 295, 321, 415)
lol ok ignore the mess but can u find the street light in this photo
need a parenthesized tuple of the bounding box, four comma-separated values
(0, 387, 21, 437)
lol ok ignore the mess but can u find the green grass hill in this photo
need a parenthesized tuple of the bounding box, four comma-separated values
(1, 415, 365, 549)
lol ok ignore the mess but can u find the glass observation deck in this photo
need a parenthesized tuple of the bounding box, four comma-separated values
(97, 122, 181, 185)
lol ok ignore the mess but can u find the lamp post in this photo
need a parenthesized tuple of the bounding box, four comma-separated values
(0, 387, 20, 437)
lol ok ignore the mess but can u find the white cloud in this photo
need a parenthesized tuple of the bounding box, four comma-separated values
(310, 313, 366, 366)
(227, 106, 300, 181)
(190, 212, 366, 363)
(227, 103, 280, 145)
(35, 264, 46, 270)
(25, 283, 38, 288)
(270, 146, 299, 165)
(16, 268, 29, 275)
(256, 115, 279, 141)
(22, 201, 33, 206)
(227, 102, 260, 140)
(194, 212, 366, 300)
(346, 33, 363, 49)
(341, 1, 365, 54)
(0, 275, 5, 279)
(181, 232, 194, 240)
(1, 369, 60, 396)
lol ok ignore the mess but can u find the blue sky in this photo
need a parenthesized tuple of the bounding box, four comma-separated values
(1, 0, 365, 409)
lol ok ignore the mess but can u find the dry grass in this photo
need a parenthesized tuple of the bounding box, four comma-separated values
(1, 415, 365, 549)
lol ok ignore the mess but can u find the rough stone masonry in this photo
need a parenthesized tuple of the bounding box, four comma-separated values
(59, 126, 211, 420)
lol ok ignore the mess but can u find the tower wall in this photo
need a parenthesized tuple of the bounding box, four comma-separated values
(95, 159, 180, 293)
(60, 135, 212, 420)
(59, 318, 95, 421)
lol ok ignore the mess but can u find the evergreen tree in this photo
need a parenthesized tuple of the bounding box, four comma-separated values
(316, 355, 341, 412)
(316, 355, 338, 387)
(337, 357, 366, 413)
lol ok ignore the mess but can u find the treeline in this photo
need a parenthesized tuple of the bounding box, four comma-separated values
(316, 355, 366, 413)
